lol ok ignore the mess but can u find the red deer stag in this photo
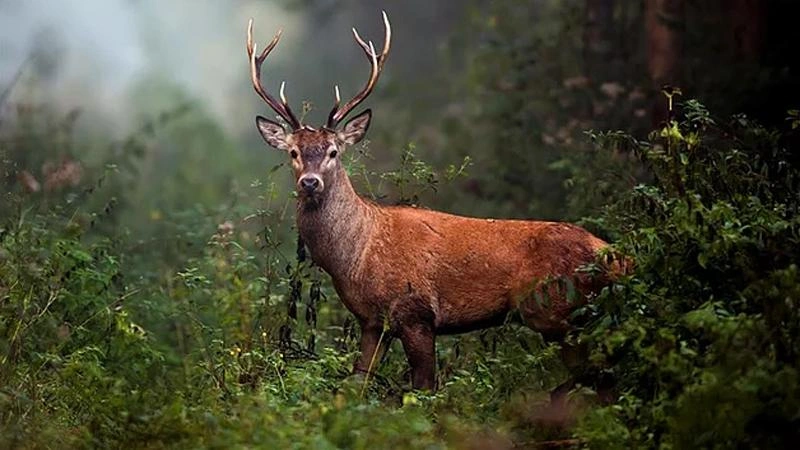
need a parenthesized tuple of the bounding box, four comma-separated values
(247, 12, 614, 391)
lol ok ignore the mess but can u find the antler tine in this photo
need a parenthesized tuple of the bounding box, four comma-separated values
(327, 11, 392, 128)
(279, 81, 289, 107)
(380, 11, 392, 64)
(351, 28, 371, 58)
(350, 11, 392, 70)
(326, 85, 342, 129)
(246, 19, 301, 129)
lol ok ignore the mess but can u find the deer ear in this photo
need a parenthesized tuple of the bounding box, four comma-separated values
(256, 116, 291, 151)
(338, 109, 372, 146)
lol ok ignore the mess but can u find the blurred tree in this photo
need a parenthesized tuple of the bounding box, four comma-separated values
(583, 0, 615, 83)
(729, 0, 764, 61)
(645, 0, 684, 123)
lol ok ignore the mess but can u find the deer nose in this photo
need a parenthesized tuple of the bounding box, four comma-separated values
(298, 175, 322, 193)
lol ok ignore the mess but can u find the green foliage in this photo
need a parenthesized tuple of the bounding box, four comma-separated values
(345, 141, 471, 206)
(441, 1, 651, 220)
(573, 101, 800, 448)
(5, 91, 800, 447)
(0, 214, 170, 447)
(4, 11, 800, 442)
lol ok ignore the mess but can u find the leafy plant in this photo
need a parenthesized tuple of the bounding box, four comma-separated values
(573, 99, 800, 448)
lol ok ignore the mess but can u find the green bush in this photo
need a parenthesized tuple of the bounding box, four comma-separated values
(0, 214, 172, 447)
(3, 82, 800, 448)
(574, 100, 800, 448)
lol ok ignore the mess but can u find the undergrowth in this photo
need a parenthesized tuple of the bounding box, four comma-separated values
(1, 98, 799, 448)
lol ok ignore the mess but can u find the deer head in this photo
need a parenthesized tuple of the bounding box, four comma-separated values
(247, 12, 391, 199)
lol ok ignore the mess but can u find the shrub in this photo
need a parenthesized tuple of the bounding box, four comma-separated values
(574, 100, 800, 448)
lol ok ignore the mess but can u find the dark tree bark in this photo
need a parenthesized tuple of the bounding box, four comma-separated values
(645, 0, 685, 123)
(729, 0, 764, 61)
(645, 0, 685, 87)
(584, 0, 616, 82)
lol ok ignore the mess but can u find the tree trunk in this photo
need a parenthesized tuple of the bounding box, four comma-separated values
(645, 0, 685, 86)
(584, 0, 616, 81)
(645, 0, 685, 123)
(729, 0, 764, 61)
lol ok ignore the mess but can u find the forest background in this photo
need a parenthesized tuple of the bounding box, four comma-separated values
(2, 0, 799, 448)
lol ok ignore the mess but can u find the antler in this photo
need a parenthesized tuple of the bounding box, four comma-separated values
(247, 19, 301, 129)
(326, 11, 392, 129)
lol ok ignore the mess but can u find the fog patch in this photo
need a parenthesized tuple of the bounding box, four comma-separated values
(0, 0, 301, 136)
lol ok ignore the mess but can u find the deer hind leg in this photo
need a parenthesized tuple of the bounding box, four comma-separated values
(399, 322, 436, 391)
(549, 339, 578, 406)
(550, 340, 617, 405)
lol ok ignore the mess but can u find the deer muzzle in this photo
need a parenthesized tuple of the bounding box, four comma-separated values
(298, 174, 324, 194)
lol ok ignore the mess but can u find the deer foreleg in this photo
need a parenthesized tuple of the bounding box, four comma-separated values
(354, 322, 390, 376)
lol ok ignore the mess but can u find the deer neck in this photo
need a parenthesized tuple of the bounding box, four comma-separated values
(296, 168, 376, 280)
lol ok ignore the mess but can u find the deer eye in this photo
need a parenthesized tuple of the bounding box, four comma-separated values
(329, 150, 338, 159)
(290, 150, 298, 159)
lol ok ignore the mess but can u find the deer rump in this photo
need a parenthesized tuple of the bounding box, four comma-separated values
(334, 206, 611, 340)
